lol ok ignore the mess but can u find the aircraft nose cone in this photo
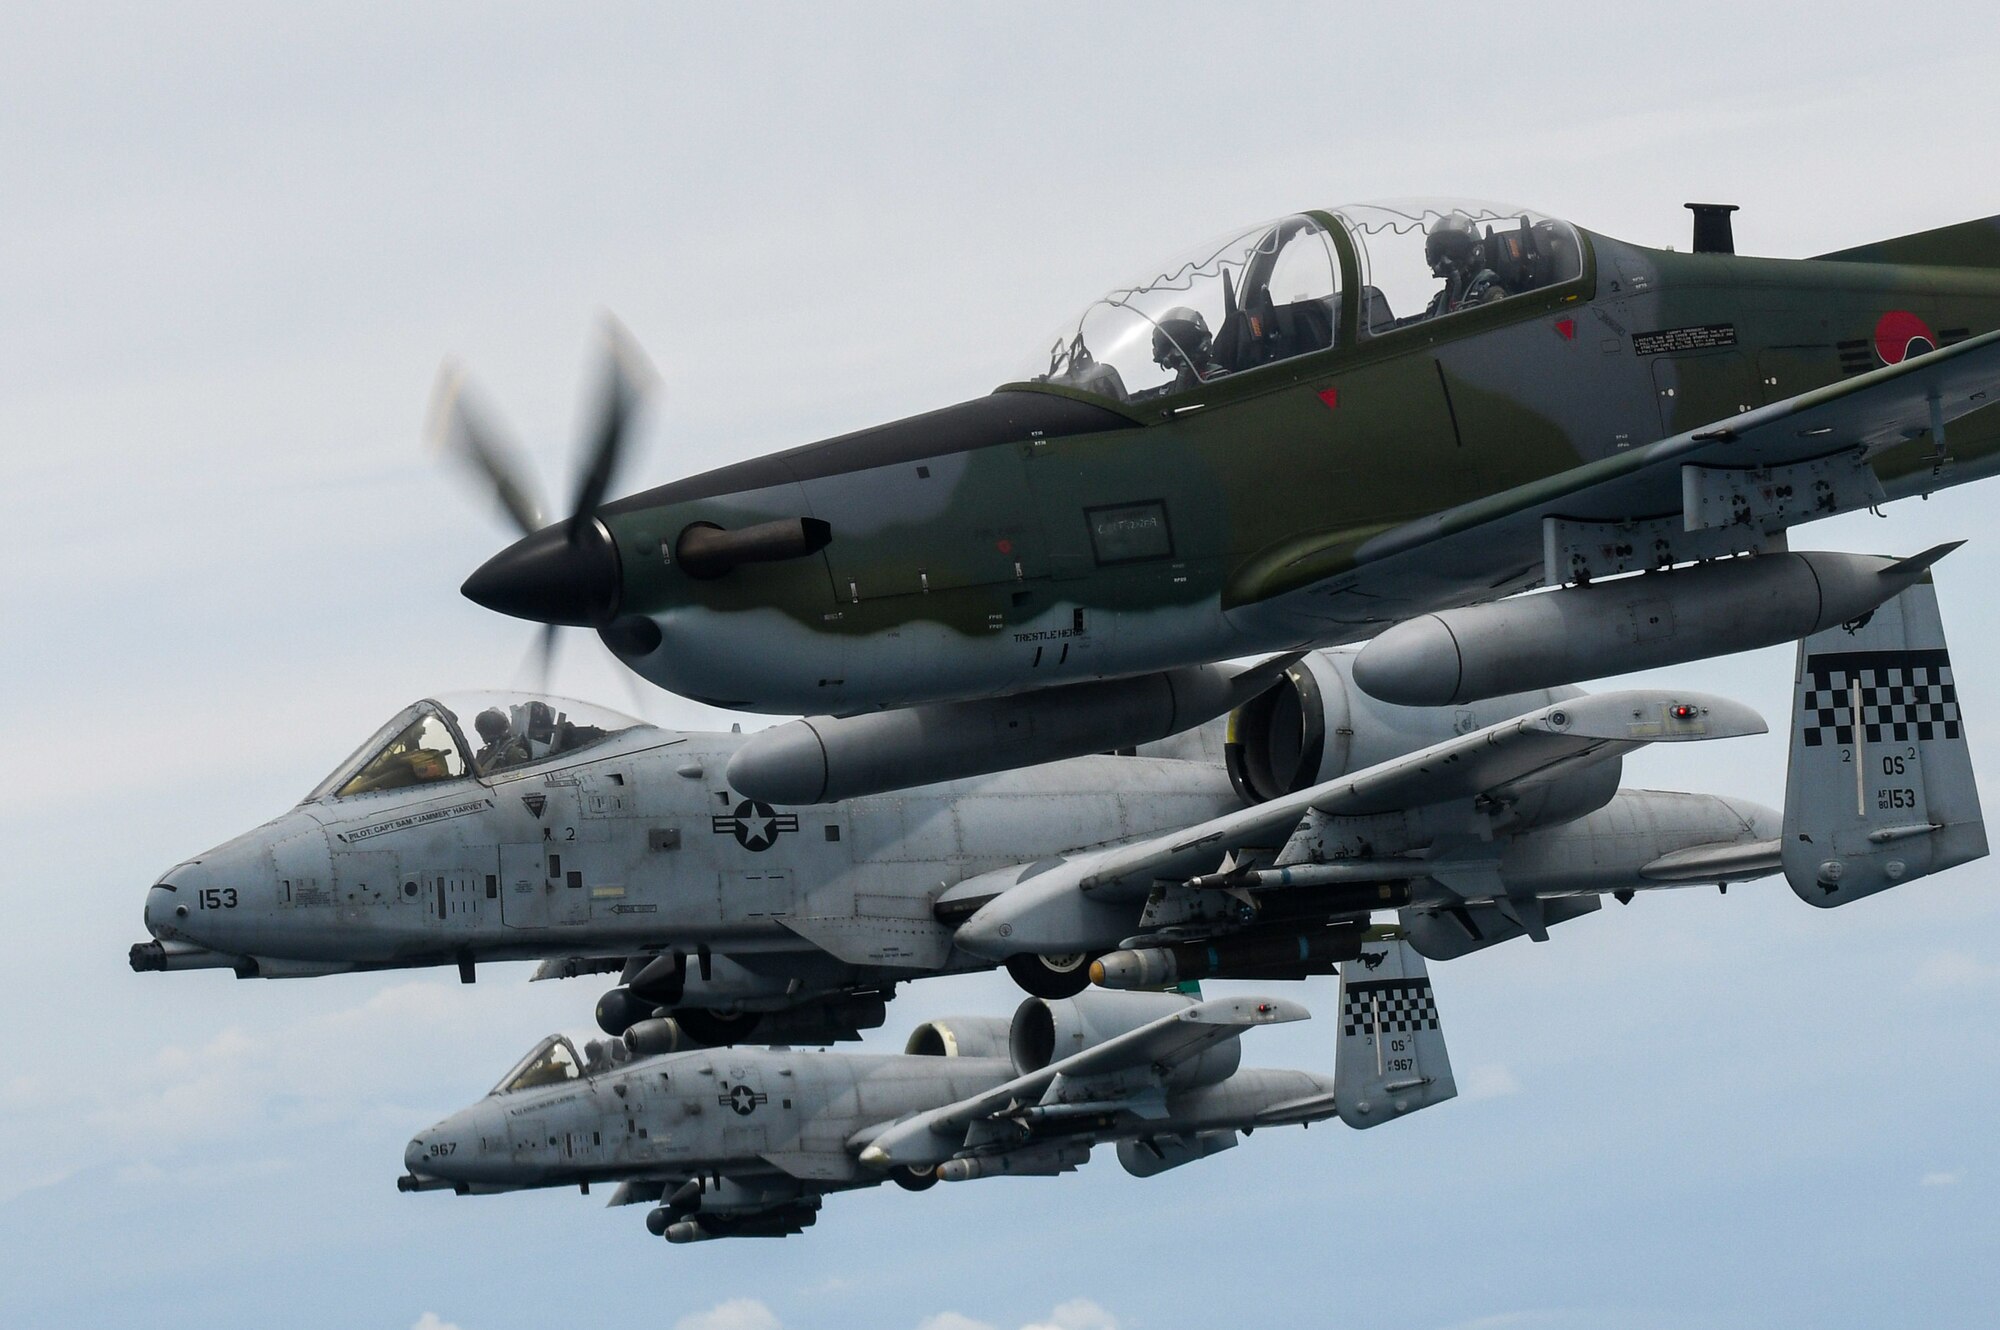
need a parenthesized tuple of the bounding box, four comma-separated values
(144, 867, 200, 939)
(407, 1119, 464, 1177)
(143, 884, 176, 938)
(462, 518, 622, 627)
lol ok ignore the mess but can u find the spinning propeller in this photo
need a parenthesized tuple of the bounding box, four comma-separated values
(431, 316, 659, 685)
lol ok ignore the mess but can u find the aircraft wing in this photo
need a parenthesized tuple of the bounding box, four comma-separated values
(856, 996, 1306, 1168)
(953, 689, 1762, 955)
(1230, 329, 2000, 608)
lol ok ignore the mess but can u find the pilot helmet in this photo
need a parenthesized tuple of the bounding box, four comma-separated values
(474, 707, 511, 743)
(1151, 306, 1213, 371)
(1425, 213, 1482, 275)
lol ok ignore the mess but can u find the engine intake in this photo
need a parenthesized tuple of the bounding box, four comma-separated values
(1226, 649, 1617, 830)
(1008, 990, 1240, 1089)
(904, 1016, 1013, 1059)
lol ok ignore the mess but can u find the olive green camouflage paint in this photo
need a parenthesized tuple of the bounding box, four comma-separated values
(599, 212, 2000, 693)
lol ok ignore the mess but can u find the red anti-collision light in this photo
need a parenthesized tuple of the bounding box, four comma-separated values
(1671, 704, 1698, 719)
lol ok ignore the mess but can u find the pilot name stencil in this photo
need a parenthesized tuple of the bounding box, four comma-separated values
(340, 800, 490, 844)
(712, 800, 799, 852)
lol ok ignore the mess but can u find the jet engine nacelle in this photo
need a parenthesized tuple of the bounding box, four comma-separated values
(1008, 990, 1240, 1090)
(904, 1016, 1014, 1059)
(622, 1017, 686, 1057)
(1228, 649, 1619, 829)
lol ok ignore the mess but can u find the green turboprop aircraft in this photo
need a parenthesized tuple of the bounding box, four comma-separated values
(445, 198, 2000, 804)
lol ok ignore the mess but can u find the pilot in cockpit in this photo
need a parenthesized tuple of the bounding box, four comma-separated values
(473, 707, 530, 773)
(1424, 214, 1507, 318)
(1151, 306, 1225, 391)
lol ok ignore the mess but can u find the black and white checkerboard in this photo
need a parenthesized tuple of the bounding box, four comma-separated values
(1799, 648, 1960, 749)
(1342, 978, 1439, 1036)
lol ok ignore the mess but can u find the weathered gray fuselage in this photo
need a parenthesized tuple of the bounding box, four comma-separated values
(142, 722, 1239, 996)
(404, 1039, 1331, 1199)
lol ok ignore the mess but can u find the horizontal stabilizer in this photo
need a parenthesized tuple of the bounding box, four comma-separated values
(1641, 838, 1782, 882)
(1782, 579, 1987, 905)
(1333, 939, 1456, 1128)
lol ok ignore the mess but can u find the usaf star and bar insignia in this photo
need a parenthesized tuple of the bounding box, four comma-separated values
(712, 799, 799, 852)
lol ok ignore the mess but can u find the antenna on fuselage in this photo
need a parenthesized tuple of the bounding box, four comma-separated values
(1684, 202, 1740, 255)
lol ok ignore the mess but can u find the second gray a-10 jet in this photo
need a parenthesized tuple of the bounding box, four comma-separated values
(399, 944, 1455, 1243)
(133, 646, 1796, 1044)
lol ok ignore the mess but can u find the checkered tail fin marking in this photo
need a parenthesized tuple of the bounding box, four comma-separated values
(1782, 578, 1987, 907)
(1332, 938, 1456, 1129)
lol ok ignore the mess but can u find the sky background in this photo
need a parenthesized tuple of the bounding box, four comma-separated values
(4, 3, 1998, 1327)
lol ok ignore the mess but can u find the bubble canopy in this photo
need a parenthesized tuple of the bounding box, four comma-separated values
(490, 1034, 586, 1095)
(1025, 213, 1342, 405)
(1022, 200, 1582, 405)
(305, 692, 645, 802)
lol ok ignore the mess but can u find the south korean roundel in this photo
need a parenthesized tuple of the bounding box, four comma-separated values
(1874, 310, 1937, 365)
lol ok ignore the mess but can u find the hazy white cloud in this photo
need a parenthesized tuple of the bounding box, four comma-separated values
(1460, 1064, 1524, 1101)
(1023, 1301, 1120, 1330)
(1921, 1171, 1960, 1187)
(919, 1302, 1120, 1330)
(674, 1300, 782, 1330)
(412, 1316, 462, 1330)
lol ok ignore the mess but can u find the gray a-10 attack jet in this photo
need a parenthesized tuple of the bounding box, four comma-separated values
(964, 584, 1984, 984)
(398, 944, 1455, 1243)
(132, 643, 1795, 1043)
(957, 581, 1985, 983)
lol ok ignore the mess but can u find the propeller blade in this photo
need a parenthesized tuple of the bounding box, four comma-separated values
(567, 315, 659, 546)
(428, 360, 547, 538)
(535, 622, 562, 694)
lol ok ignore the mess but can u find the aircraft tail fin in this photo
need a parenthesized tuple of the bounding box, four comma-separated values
(1781, 578, 1987, 906)
(1815, 215, 2000, 270)
(1333, 938, 1456, 1128)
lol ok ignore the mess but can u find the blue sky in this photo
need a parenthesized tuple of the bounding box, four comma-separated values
(4, 4, 1997, 1327)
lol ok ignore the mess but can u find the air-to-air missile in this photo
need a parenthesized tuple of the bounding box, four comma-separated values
(953, 581, 1985, 977)
(438, 202, 2000, 800)
(133, 632, 1833, 1034)
(397, 948, 1456, 1244)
